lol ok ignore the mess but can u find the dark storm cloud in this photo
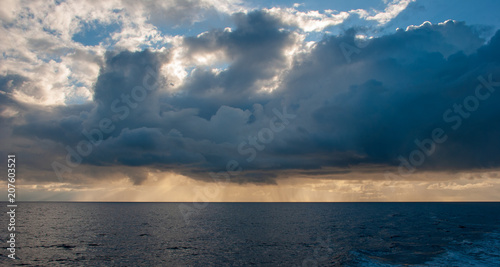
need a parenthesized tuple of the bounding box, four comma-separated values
(177, 11, 294, 118)
(3, 11, 500, 184)
(0, 74, 27, 94)
(278, 20, 500, 173)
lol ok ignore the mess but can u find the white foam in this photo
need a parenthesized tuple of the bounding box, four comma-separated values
(421, 231, 500, 267)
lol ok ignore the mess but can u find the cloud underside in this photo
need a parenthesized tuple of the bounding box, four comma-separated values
(2, 10, 500, 185)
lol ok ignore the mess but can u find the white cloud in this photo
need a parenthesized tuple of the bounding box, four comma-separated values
(0, 0, 248, 105)
(265, 7, 350, 32)
(0, 0, 416, 106)
(366, 0, 415, 25)
(0, 0, 178, 105)
(0, 0, 19, 23)
(427, 182, 494, 191)
(265, 0, 414, 32)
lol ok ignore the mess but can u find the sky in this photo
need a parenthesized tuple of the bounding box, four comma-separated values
(1, 0, 500, 202)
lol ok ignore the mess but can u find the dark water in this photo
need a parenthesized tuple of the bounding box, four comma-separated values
(0, 202, 499, 266)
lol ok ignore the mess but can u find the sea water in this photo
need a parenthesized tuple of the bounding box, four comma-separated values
(0, 202, 499, 266)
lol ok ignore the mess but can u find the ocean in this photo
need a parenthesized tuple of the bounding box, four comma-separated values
(1, 202, 499, 266)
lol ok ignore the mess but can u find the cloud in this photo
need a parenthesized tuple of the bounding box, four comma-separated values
(0, 0, 246, 106)
(263, 0, 415, 32)
(273, 20, 499, 172)
(265, 7, 350, 32)
(427, 182, 493, 191)
(0, 0, 415, 107)
(366, 0, 415, 25)
(2, 7, 500, 187)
